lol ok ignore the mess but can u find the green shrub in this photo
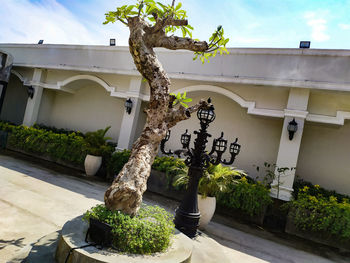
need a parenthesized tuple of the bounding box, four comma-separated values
(84, 126, 113, 156)
(217, 176, 272, 216)
(83, 204, 175, 254)
(172, 163, 245, 197)
(0, 121, 16, 132)
(33, 123, 85, 137)
(293, 177, 350, 202)
(152, 156, 186, 176)
(107, 154, 186, 183)
(288, 187, 350, 240)
(3, 123, 87, 165)
(107, 150, 131, 179)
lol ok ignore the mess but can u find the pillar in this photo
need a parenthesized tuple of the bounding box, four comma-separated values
(22, 69, 46, 126)
(117, 77, 143, 150)
(271, 88, 310, 201)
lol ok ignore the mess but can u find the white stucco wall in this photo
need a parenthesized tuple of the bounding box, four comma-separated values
(37, 83, 124, 141)
(37, 89, 55, 123)
(308, 89, 350, 116)
(11, 67, 33, 82)
(170, 80, 289, 112)
(164, 92, 283, 177)
(297, 121, 350, 196)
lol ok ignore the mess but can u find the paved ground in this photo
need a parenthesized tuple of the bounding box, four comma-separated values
(0, 150, 349, 263)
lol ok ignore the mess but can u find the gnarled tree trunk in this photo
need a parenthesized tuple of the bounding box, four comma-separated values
(105, 16, 209, 216)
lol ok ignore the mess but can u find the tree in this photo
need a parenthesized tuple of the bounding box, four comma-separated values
(104, 0, 229, 216)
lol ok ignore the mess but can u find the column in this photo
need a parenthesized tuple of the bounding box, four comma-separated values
(271, 88, 310, 201)
(22, 69, 46, 126)
(117, 77, 143, 150)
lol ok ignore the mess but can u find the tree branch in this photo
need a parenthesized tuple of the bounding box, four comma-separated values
(156, 35, 208, 52)
(166, 99, 209, 128)
(151, 16, 188, 33)
(117, 17, 128, 26)
(163, 17, 188, 27)
(138, 1, 144, 17)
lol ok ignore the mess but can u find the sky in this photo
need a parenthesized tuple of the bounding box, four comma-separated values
(1, 0, 350, 49)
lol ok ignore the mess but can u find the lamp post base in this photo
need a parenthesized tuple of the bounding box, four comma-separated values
(174, 208, 200, 238)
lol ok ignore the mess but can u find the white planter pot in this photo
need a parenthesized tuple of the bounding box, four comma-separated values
(198, 194, 216, 230)
(84, 154, 102, 176)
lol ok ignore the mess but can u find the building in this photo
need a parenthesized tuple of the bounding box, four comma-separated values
(1, 43, 350, 199)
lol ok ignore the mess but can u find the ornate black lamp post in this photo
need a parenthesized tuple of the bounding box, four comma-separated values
(160, 99, 241, 237)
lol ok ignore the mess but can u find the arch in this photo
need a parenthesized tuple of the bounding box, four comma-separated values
(175, 85, 284, 118)
(57, 74, 117, 93)
(11, 69, 29, 84)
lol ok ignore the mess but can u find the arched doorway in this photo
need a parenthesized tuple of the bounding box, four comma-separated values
(0, 73, 28, 125)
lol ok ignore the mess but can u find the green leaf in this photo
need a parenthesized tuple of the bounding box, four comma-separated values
(175, 2, 182, 10)
(180, 102, 188, 108)
(181, 27, 186, 37)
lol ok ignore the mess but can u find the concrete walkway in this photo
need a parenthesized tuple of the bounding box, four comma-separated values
(0, 151, 348, 263)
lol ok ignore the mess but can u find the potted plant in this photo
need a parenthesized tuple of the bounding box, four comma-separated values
(173, 163, 245, 229)
(84, 126, 112, 176)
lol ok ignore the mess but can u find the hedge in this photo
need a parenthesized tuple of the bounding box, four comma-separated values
(0, 121, 87, 165)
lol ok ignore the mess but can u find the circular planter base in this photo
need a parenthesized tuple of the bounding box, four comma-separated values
(55, 215, 193, 263)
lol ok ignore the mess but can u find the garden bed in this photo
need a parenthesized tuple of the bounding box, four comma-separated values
(285, 209, 350, 252)
(147, 169, 185, 201)
(6, 144, 84, 172)
(147, 169, 269, 226)
(216, 204, 267, 226)
(285, 182, 350, 252)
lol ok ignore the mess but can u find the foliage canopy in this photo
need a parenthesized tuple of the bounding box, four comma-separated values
(104, 0, 229, 63)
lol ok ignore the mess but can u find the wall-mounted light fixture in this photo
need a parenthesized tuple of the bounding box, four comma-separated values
(287, 118, 298, 140)
(38, 40, 44, 44)
(26, 86, 35, 99)
(299, 41, 310, 48)
(125, 98, 133, 114)
(110, 39, 116, 46)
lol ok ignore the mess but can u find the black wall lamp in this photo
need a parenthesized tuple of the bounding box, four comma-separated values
(26, 86, 35, 99)
(125, 98, 133, 114)
(110, 38, 116, 46)
(287, 118, 298, 140)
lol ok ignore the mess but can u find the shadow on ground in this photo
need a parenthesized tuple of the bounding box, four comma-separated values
(0, 238, 25, 250)
(9, 231, 60, 263)
(0, 150, 107, 201)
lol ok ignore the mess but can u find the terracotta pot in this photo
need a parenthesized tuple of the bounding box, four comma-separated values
(198, 194, 216, 230)
(84, 154, 102, 176)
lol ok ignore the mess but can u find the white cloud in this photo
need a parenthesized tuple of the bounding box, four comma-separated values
(339, 23, 350, 30)
(0, 0, 130, 45)
(304, 11, 330, 42)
